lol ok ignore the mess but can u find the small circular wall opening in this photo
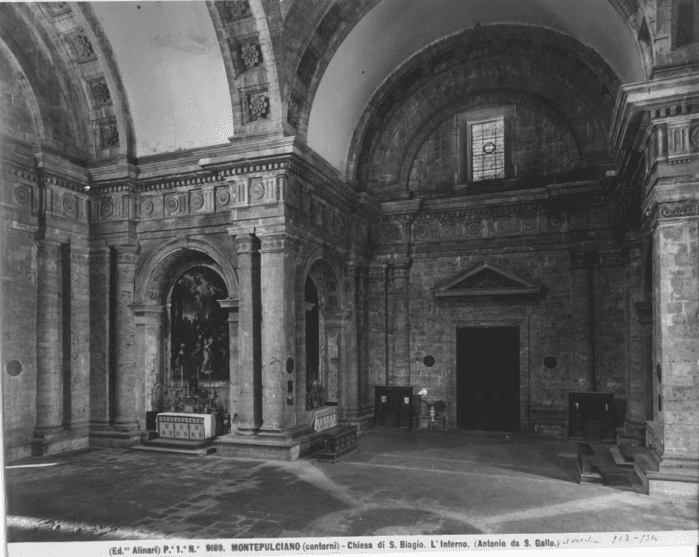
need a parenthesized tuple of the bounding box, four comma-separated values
(543, 356, 558, 370)
(423, 355, 435, 368)
(5, 360, 22, 377)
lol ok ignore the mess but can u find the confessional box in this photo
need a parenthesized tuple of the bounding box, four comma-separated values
(568, 392, 614, 441)
(374, 386, 413, 429)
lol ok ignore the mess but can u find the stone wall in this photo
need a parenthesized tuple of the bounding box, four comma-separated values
(367, 244, 630, 434)
(407, 102, 582, 195)
(368, 187, 631, 435)
(1, 225, 39, 458)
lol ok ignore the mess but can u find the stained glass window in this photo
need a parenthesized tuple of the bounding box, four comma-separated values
(471, 118, 505, 181)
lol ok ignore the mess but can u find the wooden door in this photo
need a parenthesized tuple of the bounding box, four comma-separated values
(456, 327, 520, 432)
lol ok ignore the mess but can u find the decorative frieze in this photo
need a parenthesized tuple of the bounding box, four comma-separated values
(240, 40, 262, 69)
(46, 2, 71, 16)
(249, 92, 269, 120)
(62, 193, 77, 216)
(13, 185, 32, 208)
(163, 194, 180, 216)
(87, 77, 112, 106)
(140, 198, 155, 217)
(232, 175, 285, 209)
(370, 203, 613, 247)
(100, 198, 114, 218)
(659, 202, 697, 219)
(259, 233, 296, 254)
(96, 118, 119, 149)
(66, 30, 97, 63)
(216, 1, 252, 25)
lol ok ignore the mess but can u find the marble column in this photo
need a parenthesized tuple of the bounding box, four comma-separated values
(112, 245, 139, 431)
(652, 206, 699, 482)
(342, 258, 361, 418)
(258, 232, 297, 434)
(569, 248, 596, 391)
(89, 245, 111, 429)
(66, 244, 90, 431)
(34, 238, 65, 438)
(390, 258, 411, 386)
(132, 305, 164, 430)
(233, 234, 262, 435)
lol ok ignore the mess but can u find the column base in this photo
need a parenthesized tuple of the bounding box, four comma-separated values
(235, 424, 261, 436)
(633, 452, 699, 500)
(31, 429, 89, 457)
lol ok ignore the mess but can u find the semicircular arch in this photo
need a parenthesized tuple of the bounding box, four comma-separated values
(303, 249, 344, 311)
(136, 238, 239, 306)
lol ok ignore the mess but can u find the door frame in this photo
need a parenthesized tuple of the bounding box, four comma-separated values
(450, 316, 530, 432)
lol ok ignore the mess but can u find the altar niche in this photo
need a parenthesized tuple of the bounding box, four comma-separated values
(456, 327, 520, 432)
(303, 259, 343, 412)
(168, 266, 229, 412)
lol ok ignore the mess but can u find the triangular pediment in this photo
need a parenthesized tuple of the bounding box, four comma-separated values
(434, 260, 543, 299)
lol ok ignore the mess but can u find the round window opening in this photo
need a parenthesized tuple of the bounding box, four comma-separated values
(423, 355, 436, 368)
(483, 142, 497, 154)
(6, 360, 22, 377)
(543, 356, 558, 370)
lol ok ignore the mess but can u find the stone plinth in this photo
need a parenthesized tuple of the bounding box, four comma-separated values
(214, 428, 328, 461)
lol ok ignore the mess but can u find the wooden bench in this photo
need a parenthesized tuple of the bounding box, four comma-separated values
(316, 426, 358, 463)
(576, 442, 604, 484)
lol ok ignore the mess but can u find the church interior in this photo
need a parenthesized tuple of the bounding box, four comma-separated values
(1, 0, 699, 540)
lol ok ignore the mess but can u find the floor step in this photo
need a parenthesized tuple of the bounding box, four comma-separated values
(615, 428, 642, 446)
(142, 438, 211, 450)
(609, 445, 634, 467)
(131, 444, 216, 457)
(576, 443, 604, 485)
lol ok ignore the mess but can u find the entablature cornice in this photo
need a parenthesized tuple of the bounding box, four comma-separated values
(371, 190, 614, 247)
(611, 73, 699, 185)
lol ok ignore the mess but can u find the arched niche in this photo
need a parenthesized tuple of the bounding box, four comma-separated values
(132, 245, 239, 430)
(303, 257, 347, 412)
(170, 264, 230, 385)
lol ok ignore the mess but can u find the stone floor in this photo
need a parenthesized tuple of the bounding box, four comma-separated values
(5, 430, 698, 542)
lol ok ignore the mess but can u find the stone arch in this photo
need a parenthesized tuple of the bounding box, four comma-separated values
(0, 38, 44, 145)
(132, 239, 239, 429)
(3, 3, 136, 160)
(206, 0, 284, 137)
(347, 25, 621, 188)
(136, 238, 238, 306)
(304, 254, 343, 311)
(301, 251, 347, 409)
